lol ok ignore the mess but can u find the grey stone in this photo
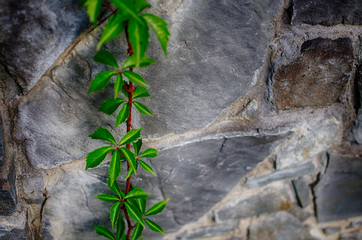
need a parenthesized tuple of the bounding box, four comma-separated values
(0, 228, 26, 240)
(0, 164, 16, 215)
(292, 0, 362, 26)
(0, 0, 90, 92)
(177, 222, 237, 240)
(248, 211, 317, 240)
(323, 227, 341, 235)
(292, 177, 311, 208)
(214, 186, 292, 222)
(0, 115, 4, 167)
(246, 161, 315, 188)
(276, 118, 340, 169)
(349, 219, 362, 228)
(339, 231, 362, 240)
(273, 38, 353, 110)
(315, 153, 362, 223)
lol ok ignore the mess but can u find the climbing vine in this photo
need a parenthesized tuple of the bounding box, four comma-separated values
(80, 0, 170, 239)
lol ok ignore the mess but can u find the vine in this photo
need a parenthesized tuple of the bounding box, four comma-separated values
(80, 0, 170, 239)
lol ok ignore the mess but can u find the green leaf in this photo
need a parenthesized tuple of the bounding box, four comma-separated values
(94, 50, 119, 68)
(88, 70, 116, 94)
(128, 17, 149, 67)
(135, 0, 151, 13)
(114, 74, 123, 99)
(125, 201, 144, 227)
(110, 201, 121, 229)
(115, 104, 130, 128)
(116, 214, 125, 240)
(84, 0, 102, 25)
(142, 14, 170, 57)
(122, 55, 156, 69)
(124, 167, 135, 180)
(99, 98, 126, 115)
(97, 13, 126, 50)
(133, 87, 150, 99)
(145, 199, 169, 216)
(89, 127, 117, 146)
(136, 198, 147, 214)
(144, 218, 165, 235)
(119, 128, 142, 146)
(121, 83, 129, 98)
(110, 0, 139, 20)
(139, 160, 157, 176)
(78, 0, 87, 9)
(94, 225, 116, 240)
(133, 139, 142, 156)
(125, 188, 149, 200)
(109, 150, 121, 185)
(123, 71, 149, 87)
(133, 101, 152, 116)
(86, 146, 114, 169)
(139, 148, 158, 158)
(108, 179, 125, 199)
(120, 148, 137, 173)
(94, 194, 120, 203)
(130, 223, 144, 240)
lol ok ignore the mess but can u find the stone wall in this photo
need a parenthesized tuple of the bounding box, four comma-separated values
(0, 0, 361, 239)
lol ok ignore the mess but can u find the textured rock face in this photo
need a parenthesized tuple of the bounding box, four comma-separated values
(273, 38, 353, 110)
(315, 153, 362, 223)
(0, 0, 89, 92)
(292, 0, 362, 26)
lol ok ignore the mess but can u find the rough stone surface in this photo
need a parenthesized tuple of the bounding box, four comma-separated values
(177, 222, 237, 240)
(0, 164, 16, 215)
(273, 38, 353, 110)
(246, 161, 315, 188)
(339, 231, 362, 240)
(248, 211, 316, 240)
(0, 227, 26, 240)
(0, 116, 4, 167)
(292, 0, 362, 26)
(214, 186, 292, 222)
(276, 118, 339, 169)
(315, 153, 362, 223)
(0, 0, 89, 92)
(292, 177, 311, 208)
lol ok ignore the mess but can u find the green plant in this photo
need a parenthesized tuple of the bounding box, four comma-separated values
(80, 0, 170, 239)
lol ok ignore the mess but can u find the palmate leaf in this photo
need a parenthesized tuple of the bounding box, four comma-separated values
(115, 104, 130, 128)
(124, 188, 149, 200)
(89, 127, 117, 146)
(110, 201, 121, 229)
(142, 13, 170, 57)
(122, 55, 156, 69)
(128, 17, 149, 68)
(116, 214, 126, 240)
(133, 139, 142, 156)
(84, 0, 102, 25)
(124, 201, 144, 227)
(108, 179, 125, 199)
(123, 71, 149, 87)
(88, 70, 116, 94)
(114, 74, 123, 99)
(94, 194, 120, 203)
(97, 13, 127, 50)
(133, 101, 152, 116)
(139, 160, 156, 176)
(145, 199, 169, 216)
(134, 0, 151, 13)
(120, 148, 137, 173)
(124, 166, 136, 180)
(119, 128, 142, 146)
(99, 98, 126, 115)
(110, 0, 139, 21)
(139, 148, 158, 158)
(133, 87, 150, 99)
(94, 225, 116, 240)
(86, 146, 113, 169)
(144, 218, 165, 235)
(94, 50, 119, 68)
(130, 223, 144, 240)
(109, 150, 121, 185)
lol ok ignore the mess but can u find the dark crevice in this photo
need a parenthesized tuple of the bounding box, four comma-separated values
(324, 152, 330, 175)
(246, 226, 251, 240)
(309, 173, 321, 221)
(38, 190, 48, 235)
(283, 0, 294, 25)
(353, 65, 361, 114)
(219, 138, 227, 153)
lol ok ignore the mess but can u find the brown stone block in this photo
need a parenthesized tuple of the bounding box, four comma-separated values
(273, 38, 353, 110)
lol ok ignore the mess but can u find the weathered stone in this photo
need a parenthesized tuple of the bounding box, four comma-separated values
(177, 222, 237, 240)
(0, 0, 89, 92)
(339, 231, 362, 240)
(246, 161, 315, 188)
(323, 227, 341, 235)
(214, 186, 292, 222)
(248, 211, 316, 240)
(0, 115, 4, 167)
(276, 118, 339, 169)
(292, 177, 311, 208)
(0, 227, 26, 240)
(0, 164, 16, 215)
(291, 0, 362, 26)
(315, 153, 362, 223)
(41, 133, 289, 239)
(273, 38, 353, 110)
